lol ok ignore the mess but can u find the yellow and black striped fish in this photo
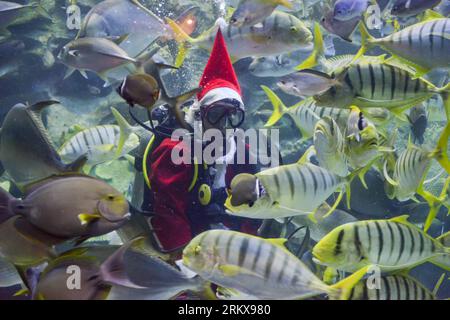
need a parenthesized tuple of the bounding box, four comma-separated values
(314, 58, 450, 119)
(348, 275, 436, 300)
(183, 229, 369, 300)
(312, 215, 450, 273)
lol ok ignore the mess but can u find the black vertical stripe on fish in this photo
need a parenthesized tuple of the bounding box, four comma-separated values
(344, 73, 354, 92)
(395, 223, 405, 264)
(252, 240, 263, 271)
(386, 222, 396, 262)
(429, 20, 438, 53)
(393, 276, 401, 299)
(291, 274, 299, 286)
(412, 280, 418, 300)
(285, 169, 295, 200)
(407, 26, 413, 48)
(264, 245, 276, 280)
(383, 277, 390, 300)
(414, 78, 421, 93)
(441, 19, 448, 50)
(374, 221, 384, 263)
(297, 167, 307, 193)
(319, 106, 326, 118)
(277, 252, 289, 282)
(354, 225, 363, 259)
(318, 169, 328, 191)
(306, 166, 318, 196)
(334, 229, 345, 256)
(406, 224, 415, 259)
(95, 127, 105, 145)
(82, 131, 90, 150)
(368, 64, 375, 99)
(366, 223, 372, 253)
(375, 281, 380, 300)
(362, 284, 369, 300)
(431, 240, 436, 253)
(403, 73, 409, 98)
(380, 65, 386, 97)
(403, 277, 410, 300)
(348, 287, 355, 300)
(356, 64, 364, 91)
(419, 231, 424, 257)
(419, 23, 426, 47)
(389, 65, 396, 100)
(274, 174, 281, 196)
(225, 233, 235, 261)
(238, 237, 249, 267)
(227, 25, 232, 42)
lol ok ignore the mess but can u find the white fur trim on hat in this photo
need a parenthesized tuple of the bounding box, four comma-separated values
(199, 87, 244, 110)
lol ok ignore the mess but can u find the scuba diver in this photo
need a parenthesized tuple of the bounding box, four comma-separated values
(137, 29, 265, 255)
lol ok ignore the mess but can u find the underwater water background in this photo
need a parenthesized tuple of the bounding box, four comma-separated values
(0, 0, 449, 300)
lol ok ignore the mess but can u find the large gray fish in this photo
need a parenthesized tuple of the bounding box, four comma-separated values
(77, 0, 199, 57)
(57, 37, 138, 81)
(0, 175, 130, 240)
(229, 0, 294, 27)
(167, 11, 313, 65)
(391, 0, 442, 17)
(0, 1, 49, 29)
(0, 101, 87, 190)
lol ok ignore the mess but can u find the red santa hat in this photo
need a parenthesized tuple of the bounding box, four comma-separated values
(197, 28, 244, 110)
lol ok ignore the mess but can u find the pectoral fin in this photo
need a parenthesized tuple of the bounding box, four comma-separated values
(78, 213, 101, 225)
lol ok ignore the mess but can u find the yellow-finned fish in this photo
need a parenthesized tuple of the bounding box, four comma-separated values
(348, 274, 436, 300)
(58, 107, 140, 168)
(355, 12, 450, 77)
(183, 229, 370, 300)
(224, 155, 359, 220)
(261, 86, 390, 139)
(383, 122, 450, 231)
(166, 11, 313, 66)
(313, 57, 450, 120)
(313, 116, 348, 177)
(230, 0, 294, 28)
(312, 215, 450, 273)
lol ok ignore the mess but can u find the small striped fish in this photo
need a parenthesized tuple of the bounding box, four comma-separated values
(346, 122, 381, 170)
(167, 11, 313, 65)
(183, 230, 369, 300)
(262, 86, 390, 138)
(314, 116, 349, 177)
(384, 123, 450, 199)
(225, 161, 351, 219)
(358, 17, 450, 75)
(58, 107, 140, 166)
(349, 275, 435, 300)
(314, 59, 450, 118)
(312, 215, 450, 273)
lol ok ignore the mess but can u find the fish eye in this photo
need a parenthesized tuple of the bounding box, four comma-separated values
(248, 201, 254, 207)
(290, 26, 297, 32)
(107, 195, 115, 201)
(230, 18, 237, 23)
(194, 245, 201, 255)
(281, 80, 286, 85)
(16, 204, 25, 210)
(260, 57, 266, 62)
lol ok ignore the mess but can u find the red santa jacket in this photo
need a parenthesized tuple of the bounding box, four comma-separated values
(147, 138, 260, 252)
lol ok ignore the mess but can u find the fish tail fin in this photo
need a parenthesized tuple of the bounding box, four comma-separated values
(436, 82, 450, 121)
(275, 0, 294, 9)
(296, 22, 324, 70)
(170, 88, 201, 130)
(111, 107, 133, 158)
(165, 18, 194, 68)
(353, 22, 375, 63)
(418, 177, 450, 233)
(428, 252, 450, 272)
(432, 121, 450, 174)
(261, 85, 288, 127)
(328, 266, 370, 300)
(30, 1, 52, 21)
(0, 187, 14, 224)
(99, 237, 146, 288)
(436, 230, 450, 247)
(343, 165, 369, 210)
